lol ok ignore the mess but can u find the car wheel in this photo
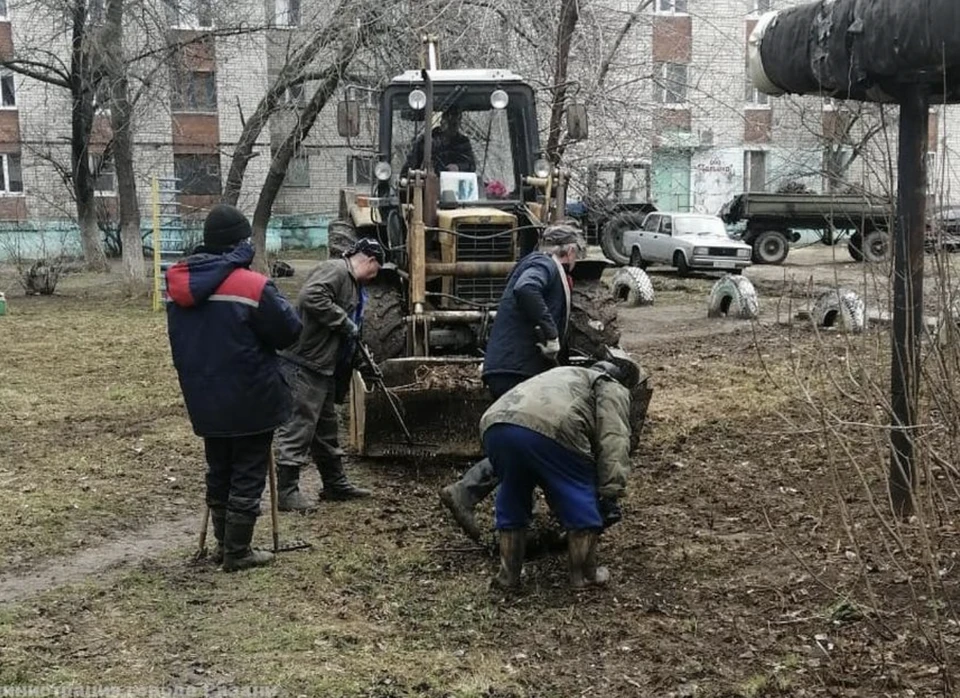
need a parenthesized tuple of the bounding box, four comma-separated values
(862, 230, 890, 263)
(628, 247, 648, 270)
(674, 251, 690, 277)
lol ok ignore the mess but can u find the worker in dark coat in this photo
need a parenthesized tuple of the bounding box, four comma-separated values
(439, 224, 585, 540)
(166, 204, 302, 572)
(274, 237, 384, 511)
(402, 106, 477, 175)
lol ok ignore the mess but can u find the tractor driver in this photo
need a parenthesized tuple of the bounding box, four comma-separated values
(402, 106, 477, 176)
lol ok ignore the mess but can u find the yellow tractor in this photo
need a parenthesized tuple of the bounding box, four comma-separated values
(334, 41, 645, 459)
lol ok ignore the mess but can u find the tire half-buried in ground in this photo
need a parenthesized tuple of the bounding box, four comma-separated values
(611, 266, 655, 307)
(811, 287, 865, 333)
(707, 274, 759, 319)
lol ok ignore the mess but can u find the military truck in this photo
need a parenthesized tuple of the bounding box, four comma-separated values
(720, 191, 894, 265)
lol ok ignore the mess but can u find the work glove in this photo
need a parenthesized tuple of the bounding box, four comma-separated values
(341, 317, 360, 339)
(538, 337, 561, 361)
(598, 496, 623, 530)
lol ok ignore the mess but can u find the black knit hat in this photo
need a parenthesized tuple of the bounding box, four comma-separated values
(203, 204, 252, 249)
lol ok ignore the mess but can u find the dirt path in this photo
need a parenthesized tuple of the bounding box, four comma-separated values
(0, 513, 199, 604)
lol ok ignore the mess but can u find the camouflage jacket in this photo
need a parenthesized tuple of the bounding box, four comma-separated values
(479, 366, 632, 498)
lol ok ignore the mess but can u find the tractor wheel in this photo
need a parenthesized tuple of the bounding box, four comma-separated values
(328, 219, 358, 259)
(361, 282, 407, 363)
(611, 266, 655, 307)
(569, 280, 621, 359)
(599, 212, 646, 266)
(751, 230, 790, 265)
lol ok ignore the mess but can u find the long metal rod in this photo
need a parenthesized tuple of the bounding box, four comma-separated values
(889, 83, 929, 518)
(425, 261, 517, 276)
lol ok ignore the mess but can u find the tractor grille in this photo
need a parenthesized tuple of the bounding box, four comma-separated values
(454, 224, 514, 304)
(708, 247, 740, 257)
(455, 224, 515, 261)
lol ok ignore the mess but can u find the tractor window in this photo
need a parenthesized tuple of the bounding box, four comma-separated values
(391, 95, 519, 201)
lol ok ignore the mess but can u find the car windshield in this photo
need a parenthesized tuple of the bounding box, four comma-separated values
(390, 91, 521, 201)
(674, 216, 726, 236)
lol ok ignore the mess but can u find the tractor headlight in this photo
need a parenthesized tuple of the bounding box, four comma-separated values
(533, 158, 551, 178)
(693, 246, 708, 256)
(374, 161, 392, 182)
(490, 89, 509, 109)
(737, 248, 751, 258)
(408, 89, 427, 110)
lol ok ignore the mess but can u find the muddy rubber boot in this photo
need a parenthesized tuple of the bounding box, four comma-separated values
(222, 511, 275, 573)
(318, 457, 372, 500)
(277, 465, 315, 512)
(492, 529, 527, 590)
(567, 529, 610, 589)
(439, 457, 498, 541)
(210, 505, 227, 565)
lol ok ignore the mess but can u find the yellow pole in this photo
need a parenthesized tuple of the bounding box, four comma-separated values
(151, 176, 161, 312)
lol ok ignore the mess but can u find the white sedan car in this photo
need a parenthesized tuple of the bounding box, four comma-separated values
(622, 212, 752, 275)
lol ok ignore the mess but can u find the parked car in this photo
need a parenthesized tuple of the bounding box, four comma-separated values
(622, 212, 753, 276)
(926, 205, 960, 252)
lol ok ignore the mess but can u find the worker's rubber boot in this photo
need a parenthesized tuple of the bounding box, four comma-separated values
(277, 465, 316, 512)
(492, 529, 527, 590)
(567, 529, 610, 589)
(222, 511, 275, 572)
(439, 457, 498, 541)
(209, 504, 227, 565)
(318, 457, 372, 500)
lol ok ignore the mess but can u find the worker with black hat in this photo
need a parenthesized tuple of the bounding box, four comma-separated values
(274, 236, 385, 511)
(165, 204, 303, 572)
(440, 223, 587, 541)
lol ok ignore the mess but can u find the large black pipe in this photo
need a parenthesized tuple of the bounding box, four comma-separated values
(751, 0, 960, 103)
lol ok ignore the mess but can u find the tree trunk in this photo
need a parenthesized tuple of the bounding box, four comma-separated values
(250, 43, 360, 271)
(545, 0, 579, 162)
(222, 4, 351, 206)
(71, 0, 107, 272)
(105, 0, 144, 285)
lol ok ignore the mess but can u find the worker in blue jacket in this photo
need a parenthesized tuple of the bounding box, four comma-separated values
(440, 224, 585, 540)
(166, 204, 302, 572)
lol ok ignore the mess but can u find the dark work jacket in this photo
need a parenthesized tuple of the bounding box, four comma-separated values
(280, 258, 361, 376)
(165, 243, 302, 437)
(482, 252, 570, 382)
(402, 128, 477, 175)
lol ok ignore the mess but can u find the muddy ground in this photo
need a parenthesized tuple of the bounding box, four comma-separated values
(1, 247, 959, 696)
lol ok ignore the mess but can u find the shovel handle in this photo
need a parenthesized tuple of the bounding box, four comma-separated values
(268, 449, 280, 554)
(197, 505, 210, 556)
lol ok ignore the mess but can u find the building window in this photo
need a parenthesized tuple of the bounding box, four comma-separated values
(0, 0, 8, 19)
(90, 154, 116, 195)
(743, 150, 767, 192)
(0, 70, 15, 109)
(346, 155, 373, 186)
(745, 81, 769, 106)
(275, 0, 300, 27)
(751, 0, 771, 12)
(280, 150, 310, 187)
(656, 0, 688, 13)
(86, 0, 104, 23)
(171, 70, 217, 112)
(165, 0, 213, 29)
(174, 154, 221, 195)
(0, 154, 23, 194)
(654, 62, 688, 105)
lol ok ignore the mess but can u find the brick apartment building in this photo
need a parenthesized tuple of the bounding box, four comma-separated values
(0, 0, 953, 253)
